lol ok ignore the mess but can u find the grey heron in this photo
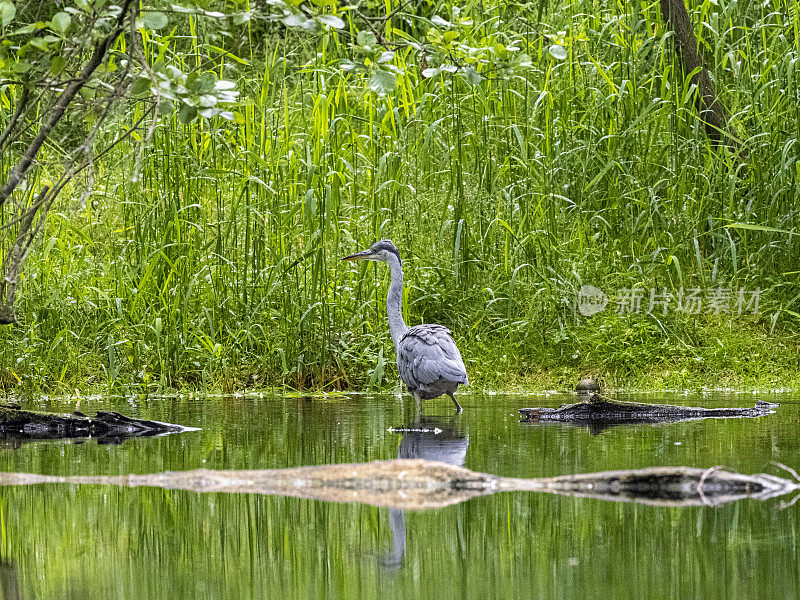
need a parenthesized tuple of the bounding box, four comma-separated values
(342, 240, 468, 411)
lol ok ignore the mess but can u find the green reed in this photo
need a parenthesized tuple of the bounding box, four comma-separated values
(1, 0, 798, 391)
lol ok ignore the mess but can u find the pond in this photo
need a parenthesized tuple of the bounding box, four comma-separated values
(0, 391, 798, 599)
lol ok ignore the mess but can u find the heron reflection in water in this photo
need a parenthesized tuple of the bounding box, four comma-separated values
(342, 240, 468, 412)
(382, 413, 469, 569)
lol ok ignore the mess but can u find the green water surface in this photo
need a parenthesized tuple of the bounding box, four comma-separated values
(0, 392, 798, 599)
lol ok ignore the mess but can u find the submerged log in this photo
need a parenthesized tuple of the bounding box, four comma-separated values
(0, 459, 494, 509)
(0, 404, 196, 444)
(0, 459, 796, 509)
(519, 394, 778, 432)
(503, 466, 796, 507)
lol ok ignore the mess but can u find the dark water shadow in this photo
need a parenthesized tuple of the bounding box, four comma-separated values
(0, 561, 21, 600)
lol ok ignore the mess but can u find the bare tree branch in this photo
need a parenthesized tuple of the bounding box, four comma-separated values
(0, 105, 154, 235)
(0, 87, 30, 152)
(0, 0, 138, 207)
(0, 0, 141, 323)
(0, 186, 48, 324)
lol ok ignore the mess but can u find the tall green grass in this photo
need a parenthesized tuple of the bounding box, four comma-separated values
(1, 0, 798, 392)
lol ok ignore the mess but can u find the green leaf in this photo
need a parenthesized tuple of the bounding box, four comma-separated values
(199, 94, 217, 108)
(318, 14, 344, 29)
(357, 30, 377, 48)
(50, 55, 66, 75)
(11, 24, 35, 35)
(233, 11, 251, 25)
(130, 76, 151, 96)
(51, 12, 71, 33)
(299, 17, 317, 32)
(29, 38, 51, 51)
(178, 104, 197, 124)
(197, 73, 216, 92)
(725, 223, 800, 236)
(462, 66, 483, 86)
(548, 45, 568, 61)
(185, 71, 199, 92)
(143, 11, 169, 30)
(369, 69, 396, 94)
(158, 99, 173, 115)
(0, 1, 16, 28)
(282, 13, 306, 28)
(13, 60, 32, 74)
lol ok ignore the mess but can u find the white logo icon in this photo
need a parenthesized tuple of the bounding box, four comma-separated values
(578, 285, 608, 316)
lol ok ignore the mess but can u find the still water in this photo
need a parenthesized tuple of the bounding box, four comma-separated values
(1, 391, 799, 599)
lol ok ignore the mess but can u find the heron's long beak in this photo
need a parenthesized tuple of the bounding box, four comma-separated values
(342, 249, 373, 261)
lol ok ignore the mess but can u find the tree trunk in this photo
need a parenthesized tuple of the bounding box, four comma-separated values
(660, 0, 746, 161)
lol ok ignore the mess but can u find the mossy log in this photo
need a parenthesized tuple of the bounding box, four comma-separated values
(0, 404, 194, 443)
(0, 459, 796, 509)
(519, 394, 778, 431)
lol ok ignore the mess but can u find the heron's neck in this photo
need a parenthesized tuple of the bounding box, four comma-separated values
(386, 254, 408, 347)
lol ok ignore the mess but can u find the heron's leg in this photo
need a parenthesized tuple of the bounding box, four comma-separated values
(412, 393, 422, 421)
(448, 393, 462, 413)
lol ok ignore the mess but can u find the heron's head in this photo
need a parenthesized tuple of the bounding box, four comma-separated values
(342, 239, 401, 264)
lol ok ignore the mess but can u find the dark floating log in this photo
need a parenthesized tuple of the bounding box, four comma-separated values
(0, 404, 196, 444)
(519, 394, 778, 432)
(0, 459, 796, 509)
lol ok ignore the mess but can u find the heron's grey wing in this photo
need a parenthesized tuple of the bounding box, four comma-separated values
(398, 324, 468, 388)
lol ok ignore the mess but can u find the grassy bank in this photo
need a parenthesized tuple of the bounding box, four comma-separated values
(1, 0, 799, 394)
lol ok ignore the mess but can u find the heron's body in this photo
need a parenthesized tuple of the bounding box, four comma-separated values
(398, 324, 467, 400)
(343, 240, 468, 411)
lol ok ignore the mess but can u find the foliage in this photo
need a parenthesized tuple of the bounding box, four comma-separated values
(0, 0, 799, 392)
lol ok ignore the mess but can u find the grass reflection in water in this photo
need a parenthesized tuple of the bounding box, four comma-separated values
(0, 392, 799, 599)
